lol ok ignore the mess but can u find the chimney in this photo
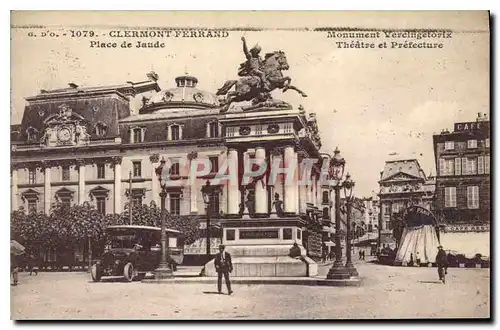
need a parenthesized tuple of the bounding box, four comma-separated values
(379, 171, 384, 180)
(69, 83, 78, 89)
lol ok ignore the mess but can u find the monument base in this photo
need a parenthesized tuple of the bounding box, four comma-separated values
(205, 245, 318, 277)
(204, 217, 317, 277)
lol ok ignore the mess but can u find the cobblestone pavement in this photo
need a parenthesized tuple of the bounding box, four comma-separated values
(11, 261, 490, 320)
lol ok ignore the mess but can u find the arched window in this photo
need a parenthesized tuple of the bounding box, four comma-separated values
(26, 127, 38, 142)
(94, 122, 108, 137)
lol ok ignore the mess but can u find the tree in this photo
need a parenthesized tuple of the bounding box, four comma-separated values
(115, 201, 201, 245)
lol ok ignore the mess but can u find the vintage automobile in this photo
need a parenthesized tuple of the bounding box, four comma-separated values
(90, 225, 184, 282)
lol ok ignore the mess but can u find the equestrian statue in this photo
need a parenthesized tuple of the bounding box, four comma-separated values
(216, 37, 307, 112)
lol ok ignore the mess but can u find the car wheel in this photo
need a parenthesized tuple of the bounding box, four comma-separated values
(123, 262, 135, 282)
(90, 264, 102, 282)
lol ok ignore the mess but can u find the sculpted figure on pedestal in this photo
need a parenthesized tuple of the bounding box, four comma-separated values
(216, 37, 307, 113)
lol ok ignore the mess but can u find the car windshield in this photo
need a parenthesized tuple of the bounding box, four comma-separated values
(109, 235, 135, 249)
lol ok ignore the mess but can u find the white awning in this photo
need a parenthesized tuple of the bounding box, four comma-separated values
(439, 231, 490, 258)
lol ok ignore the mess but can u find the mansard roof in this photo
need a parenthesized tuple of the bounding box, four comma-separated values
(380, 159, 426, 183)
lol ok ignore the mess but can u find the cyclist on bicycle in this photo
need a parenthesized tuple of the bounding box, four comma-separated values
(436, 245, 448, 283)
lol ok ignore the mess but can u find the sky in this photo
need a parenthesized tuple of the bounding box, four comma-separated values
(10, 11, 490, 197)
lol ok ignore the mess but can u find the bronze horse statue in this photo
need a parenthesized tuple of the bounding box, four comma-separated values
(216, 51, 307, 112)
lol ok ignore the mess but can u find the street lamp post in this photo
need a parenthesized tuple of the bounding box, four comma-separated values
(343, 173, 358, 277)
(154, 157, 173, 279)
(201, 180, 213, 257)
(326, 147, 351, 280)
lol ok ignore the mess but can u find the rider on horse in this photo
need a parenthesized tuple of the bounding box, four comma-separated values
(240, 37, 271, 90)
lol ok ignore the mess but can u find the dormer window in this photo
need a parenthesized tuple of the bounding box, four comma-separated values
(467, 139, 478, 149)
(130, 127, 145, 143)
(26, 127, 38, 142)
(94, 122, 108, 137)
(167, 124, 183, 141)
(283, 123, 293, 134)
(444, 141, 455, 150)
(207, 121, 219, 138)
(171, 125, 180, 140)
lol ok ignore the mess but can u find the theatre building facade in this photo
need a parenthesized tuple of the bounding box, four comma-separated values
(11, 73, 331, 269)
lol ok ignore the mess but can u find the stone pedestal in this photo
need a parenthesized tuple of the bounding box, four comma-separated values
(204, 217, 318, 277)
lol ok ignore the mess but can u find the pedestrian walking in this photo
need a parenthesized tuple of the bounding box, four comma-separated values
(361, 250, 365, 260)
(435, 245, 448, 283)
(214, 244, 233, 295)
(11, 252, 19, 286)
(358, 249, 362, 260)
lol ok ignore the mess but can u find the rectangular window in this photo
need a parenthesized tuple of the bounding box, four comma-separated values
(226, 127, 235, 137)
(466, 157, 477, 175)
(445, 159, 454, 176)
(169, 193, 180, 215)
(467, 139, 478, 149)
(209, 156, 219, 173)
(170, 162, 180, 176)
(132, 161, 142, 177)
(467, 186, 479, 209)
(27, 199, 37, 213)
(383, 204, 390, 215)
(96, 197, 106, 215)
(255, 125, 263, 135)
(171, 125, 180, 140)
(210, 191, 220, 216)
(454, 157, 461, 175)
(62, 166, 70, 181)
(133, 128, 142, 143)
(477, 156, 484, 174)
(485, 138, 490, 148)
(209, 122, 219, 138)
(439, 158, 446, 176)
(283, 123, 293, 134)
(28, 169, 36, 184)
(322, 191, 329, 204)
(386, 220, 392, 231)
(485, 155, 490, 174)
(444, 187, 457, 208)
(131, 189, 144, 206)
(97, 164, 105, 179)
(444, 141, 455, 150)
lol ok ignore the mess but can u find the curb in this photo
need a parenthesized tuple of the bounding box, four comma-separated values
(142, 276, 362, 287)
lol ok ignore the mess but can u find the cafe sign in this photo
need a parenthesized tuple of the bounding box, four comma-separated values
(454, 121, 489, 132)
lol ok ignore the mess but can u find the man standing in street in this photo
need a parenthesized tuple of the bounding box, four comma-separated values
(435, 245, 448, 283)
(214, 244, 233, 295)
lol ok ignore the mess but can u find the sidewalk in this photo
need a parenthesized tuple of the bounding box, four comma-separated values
(143, 261, 360, 286)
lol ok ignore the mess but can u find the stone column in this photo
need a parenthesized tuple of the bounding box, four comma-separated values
(149, 155, 160, 207)
(315, 174, 322, 207)
(283, 145, 296, 214)
(380, 200, 386, 230)
(112, 157, 122, 214)
(11, 166, 18, 211)
(312, 174, 318, 207)
(226, 148, 239, 215)
(43, 163, 51, 214)
(254, 146, 268, 215)
(298, 155, 307, 214)
(189, 153, 198, 214)
(306, 175, 313, 205)
(77, 160, 86, 204)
